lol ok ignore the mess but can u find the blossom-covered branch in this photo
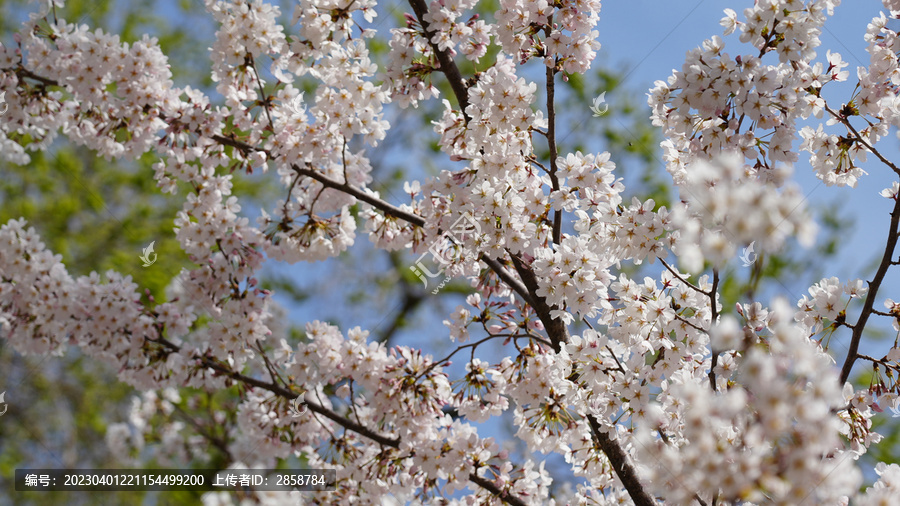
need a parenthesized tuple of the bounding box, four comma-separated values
(4, 0, 900, 504)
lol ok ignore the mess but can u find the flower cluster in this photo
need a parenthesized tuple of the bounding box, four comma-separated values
(1, 20, 178, 164)
(382, 24, 441, 109)
(669, 154, 816, 272)
(637, 298, 861, 505)
(649, 0, 871, 193)
(885, 0, 900, 17)
(422, 0, 490, 61)
(794, 276, 866, 334)
(532, 235, 616, 323)
(858, 462, 900, 505)
(495, 0, 602, 73)
(421, 55, 549, 268)
(4, 0, 900, 504)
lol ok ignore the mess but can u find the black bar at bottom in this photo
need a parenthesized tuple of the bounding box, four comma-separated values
(14, 469, 336, 491)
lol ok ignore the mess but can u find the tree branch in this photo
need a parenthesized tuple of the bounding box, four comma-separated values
(587, 415, 657, 506)
(155, 335, 402, 447)
(292, 163, 538, 309)
(660, 258, 709, 296)
(205, 354, 403, 448)
(839, 195, 900, 383)
(468, 473, 528, 506)
(291, 163, 425, 226)
(407, 0, 470, 119)
(480, 255, 535, 307)
(10, 65, 59, 87)
(507, 252, 569, 352)
(708, 269, 720, 390)
(545, 49, 562, 245)
(152, 336, 528, 503)
(824, 103, 900, 178)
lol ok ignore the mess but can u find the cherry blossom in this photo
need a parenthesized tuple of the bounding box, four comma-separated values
(3, 0, 900, 504)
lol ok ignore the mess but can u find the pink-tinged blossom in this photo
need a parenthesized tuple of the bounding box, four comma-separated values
(3, 0, 900, 503)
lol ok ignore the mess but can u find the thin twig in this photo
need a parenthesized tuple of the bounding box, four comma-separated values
(824, 103, 900, 178)
(415, 333, 550, 381)
(292, 163, 425, 226)
(605, 345, 627, 374)
(674, 313, 707, 333)
(544, 35, 562, 245)
(255, 341, 288, 388)
(660, 258, 709, 296)
(840, 196, 900, 383)
(248, 54, 274, 129)
(171, 404, 233, 460)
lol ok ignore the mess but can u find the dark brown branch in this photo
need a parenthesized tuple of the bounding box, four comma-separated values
(840, 195, 900, 383)
(292, 163, 536, 308)
(210, 134, 264, 155)
(12, 66, 59, 87)
(660, 258, 709, 296)
(857, 353, 890, 364)
(544, 23, 562, 246)
(154, 337, 532, 503)
(508, 252, 569, 352)
(292, 163, 425, 226)
(208, 358, 402, 448)
(587, 415, 656, 506)
(155, 335, 402, 447)
(407, 0, 470, 119)
(707, 269, 720, 390)
(480, 256, 534, 307)
(468, 473, 528, 506)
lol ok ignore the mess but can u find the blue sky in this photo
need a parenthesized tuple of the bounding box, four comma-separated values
(593, 0, 900, 357)
(598, 0, 890, 276)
